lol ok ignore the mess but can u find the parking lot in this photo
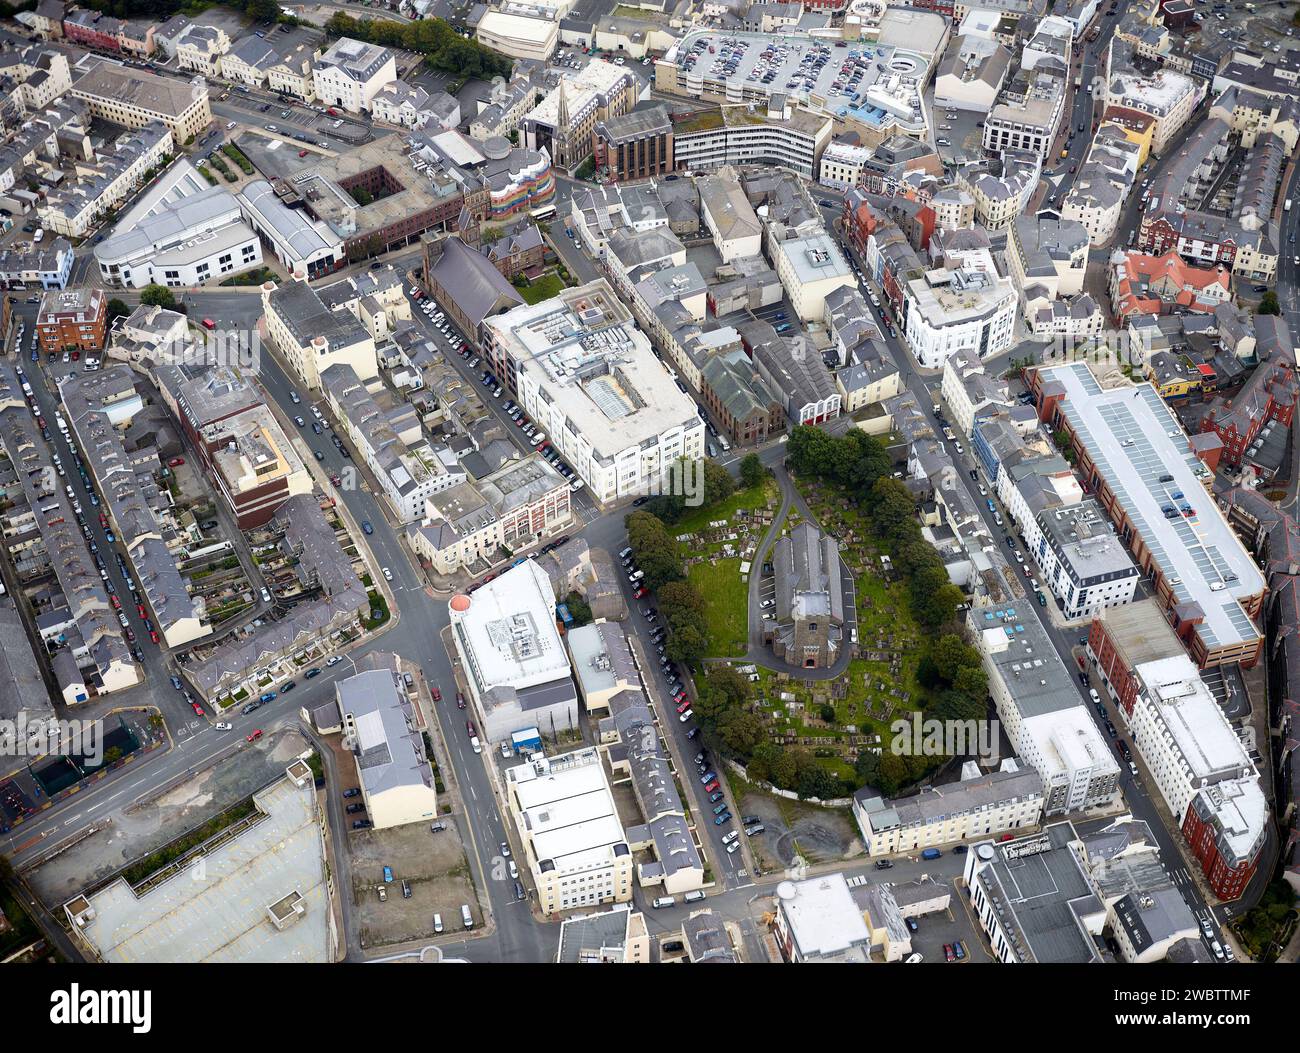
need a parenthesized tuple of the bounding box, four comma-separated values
(347, 819, 481, 949)
(891, 875, 992, 964)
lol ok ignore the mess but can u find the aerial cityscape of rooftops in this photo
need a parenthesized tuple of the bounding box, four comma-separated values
(0, 0, 1298, 978)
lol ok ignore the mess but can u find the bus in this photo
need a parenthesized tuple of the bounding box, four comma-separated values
(529, 203, 557, 222)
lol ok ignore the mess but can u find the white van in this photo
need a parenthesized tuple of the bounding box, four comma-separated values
(684, 889, 706, 903)
(461, 904, 474, 929)
(652, 896, 676, 909)
(433, 913, 443, 933)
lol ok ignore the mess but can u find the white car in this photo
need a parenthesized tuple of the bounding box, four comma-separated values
(215, 722, 232, 730)
(326, 655, 343, 667)
(678, 709, 693, 722)
(382, 567, 393, 581)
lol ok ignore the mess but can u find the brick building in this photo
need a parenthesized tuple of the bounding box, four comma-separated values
(36, 287, 106, 353)
(592, 105, 674, 183)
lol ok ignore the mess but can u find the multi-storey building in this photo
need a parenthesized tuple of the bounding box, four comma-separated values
(70, 63, 211, 142)
(407, 456, 571, 573)
(1103, 64, 1202, 156)
(671, 105, 832, 180)
(592, 104, 674, 183)
(818, 139, 873, 191)
(320, 363, 460, 524)
(981, 66, 1067, 159)
(1089, 601, 1267, 900)
(40, 121, 174, 239)
(312, 37, 397, 114)
(260, 280, 377, 392)
(973, 607, 1121, 815)
(36, 287, 105, 353)
(158, 364, 312, 528)
(94, 166, 262, 289)
(173, 24, 229, 78)
(1198, 350, 1297, 469)
(1028, 362, 1266, 668)
(504, 748, 632, 917)
(854, 761, 1045, 856)
(524, 59, 638, 170)
(902, 250, 1018, 369)
(480, 280, 705, 506)
(1034, 499, 1141, 619)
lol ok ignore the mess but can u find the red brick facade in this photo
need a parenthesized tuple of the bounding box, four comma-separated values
(1181, 799, 1258, 900)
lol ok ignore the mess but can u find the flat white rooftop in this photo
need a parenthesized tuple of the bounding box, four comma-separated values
(509, 750, 627, 871)
(451, 559, 570, 690)
(778, 873, 871, 959)
(486, 280, 698, 458)
(1136, 655, 1251, 779)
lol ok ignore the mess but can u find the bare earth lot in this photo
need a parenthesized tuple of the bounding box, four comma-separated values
(348, 821, 479, 949)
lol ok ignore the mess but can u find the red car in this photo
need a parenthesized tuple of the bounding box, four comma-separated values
(191, 701, 205, 716)
(703, 780, 720, 794)
(125, 628, 136, 643)
(633, 587, 648, 599)
(466, 720, 476, 736)
(330, 474, 342, 486)
(99, 513, 109, 527)
(137, 603, 147, 617)
(149, 630, 160, 644)
(71, 350, 80, 361)
(298, 149, 309, 157)
(431, 686, 442, 701)
(456, 691, 466, 710)
(943, 944, 956, 962)
(676, 700, 692, 714)
(110, 595, 122, 610)
(247, 729, 263, 742)
(37, 416, 45, 428)
(168, 457, 185, 467)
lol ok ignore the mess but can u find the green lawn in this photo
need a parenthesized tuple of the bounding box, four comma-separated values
(515, 272, 566, 305)
(674, 479, 776, 539)
(670, 480, 777, 658)
(687, 557, 749, 658)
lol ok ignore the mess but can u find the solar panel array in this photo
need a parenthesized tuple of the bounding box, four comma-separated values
(1055, 364, 1260, 648)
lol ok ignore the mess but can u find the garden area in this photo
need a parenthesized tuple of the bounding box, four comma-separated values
(1231, 881, 1297, 963)
(512, 270, 567, 305)
(675, 475, 779, 658)
(220, 266, 277, 287)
